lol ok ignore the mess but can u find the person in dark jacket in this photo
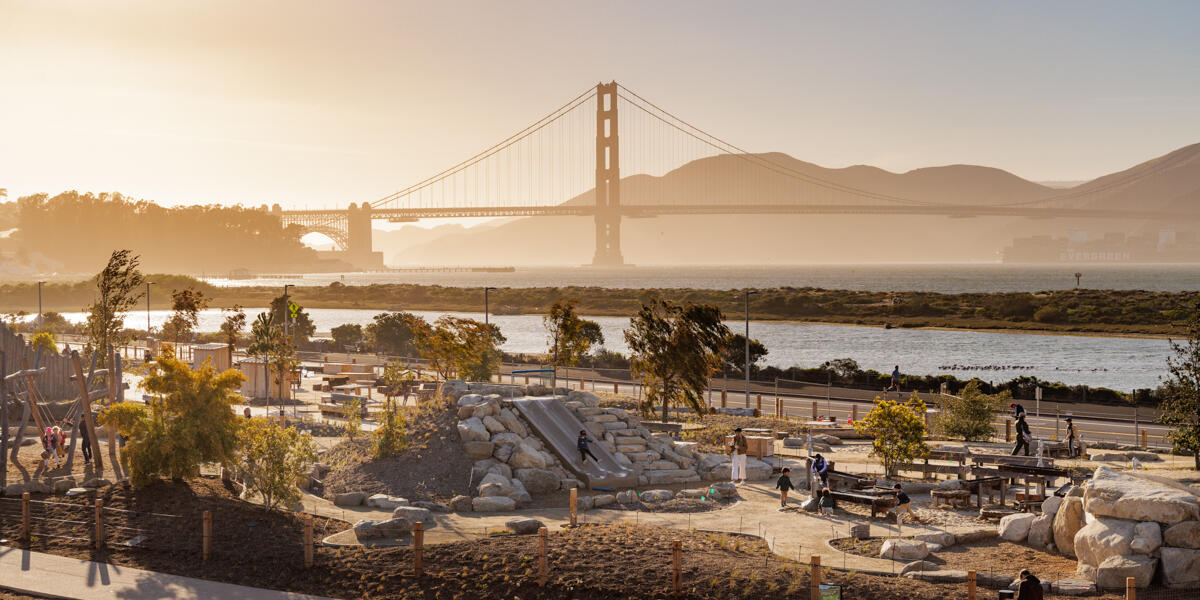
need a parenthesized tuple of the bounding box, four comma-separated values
(811, 453, 829, 486)
(1064, 417, 1077, 458)
(1010, 402, 1027, 420)
(891, 483, 914, 523)
(775, 467, 794, 510)
(577, 430, 599, 464)
(1012, 413, 1032, 456)
(1016, 570, 1044, 600)
(79, 421, 92, 464)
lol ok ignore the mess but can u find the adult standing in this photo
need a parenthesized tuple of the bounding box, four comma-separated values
(1064, 417, 1077, 458)
(1012, 413, 1032, 456)
(728, 427, 748, 484)
(79, 419, 92, 464)
(888, 366, 901, 391)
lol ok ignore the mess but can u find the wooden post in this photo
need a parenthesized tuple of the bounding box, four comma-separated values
(569, 487, 578, 527)
(999, 479, 1007, 507)
(811, 401, 818, 421)
(720, 389, 727, 409)
(21, 492, 30, 540)
(1140, 430, 1147, 449)
(809, 555, 821, 600)
(538, 527, 548, 587)
(413, 522, 424, 577)
(671, 540, 681, 595)
(303, 516, 314, 568)
(202, 511, 212, 561)
(613, 382, 619, 394)
(1126, 576, 1135, 600)
(94, 499, 104, 549)
(852, 404, 858, 422)
(70, 352, 104, 473)
(756, 394, 762, 414)
(967, 570, 976, 600)
(1005, 419, 1012, 443)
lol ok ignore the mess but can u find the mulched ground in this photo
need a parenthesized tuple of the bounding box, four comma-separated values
(321, 397, 473, 502)
(833, 536, 1089, 583)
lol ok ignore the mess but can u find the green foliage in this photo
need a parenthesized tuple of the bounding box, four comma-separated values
(1161, 306, 1200, 469)
(545, 299, 604, 371)
(85, 249, 145, 363)
(97, 402, 150, 438)
(124, 347, 245, 487)
(365, 312, 425, 356)
(269, 295, 315, 344)
(331, 323, 364, 348)
(160, 287, 209, 343)
(624, 299, 730, 421)
(371, 400, 408, 459)
(220, 305, 247, 352)
(247, 312, 296, 400)
(719, 333, 768, 377)
(30, 331, 59, 356)
(1034, 305, 1067, 323)
(37, 311, 75, 334)
(933, 380, 1006, 441)
(343, 396, 363, 442)
(416, 316, 506, 382)
(237, 418, 316, 511)
(854, 395, 930, 477)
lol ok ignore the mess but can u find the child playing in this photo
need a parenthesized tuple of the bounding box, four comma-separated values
(819, 487, 835, 516)
(775, 467, 794, 510)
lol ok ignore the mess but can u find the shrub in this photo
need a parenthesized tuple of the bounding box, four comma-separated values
(238, 418, 316, 511)
(854, 395, 929, 477)
(1034, 305, 1067, 323)
(933, 381, 1005, 441)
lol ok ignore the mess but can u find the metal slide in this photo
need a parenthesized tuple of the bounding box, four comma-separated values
(511, 397, 637, 489)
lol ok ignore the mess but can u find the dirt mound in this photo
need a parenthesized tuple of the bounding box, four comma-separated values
(322, 398, 473, 502)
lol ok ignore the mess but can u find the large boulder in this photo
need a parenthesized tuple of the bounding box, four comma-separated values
(1054, 496, 1086, 558)
(334, 491, 367, 507)
(482, 415, 506, 434)
(478, 473, 515, 498)
(616, 490, 639, 505)
(641, 490, 675, 503)
(464, 441, 495, 459)
(508, 442, 549, 470)
(914, 532, 957, 548)
(1161, 547, 1200, 589)
(1074, 517, 1137, 567)
(1050, 579, 1097, 596)
(449, 495, 473, 513)
(471, 496, 516, 512)
(1042, 495, 1063, 517)
(471, 399, 499, 418)
(353, 519, 383, 539)
(496, 409, 527, 437)
(366, 494, 409, 510)
(880, 539, 929, 561)
(1130, 521, 1162, 555)
(999, 513, 1036, 543)
(491, 432, 524, 448)
(392, 506, 432, 524)
(457, 417, 490, 442)
(472, 458, 512, 481)
(1084, 466, 1200, 525)
(375, 517, 414, 537)
(52, 478, 77, 494)
(567, 390, 600, 407)
(709, 482, 740, 500)
(1095, 555, 1156, 590)
(1027, 514, 1054, 549)
(744, 457, 773, 481)
(515, 468, 560, 495)
(508, 478, 533, 505)
(505, 518, 545, 535)
(1164, 521, 1200, 549)
(899, 560, 940, 575)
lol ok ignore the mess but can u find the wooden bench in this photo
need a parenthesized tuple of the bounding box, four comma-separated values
(931, 489, 971, 508)
(830, 490, 897, 520)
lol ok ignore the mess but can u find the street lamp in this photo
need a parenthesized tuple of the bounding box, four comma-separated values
(145, 281, 156, 337)
(484, 287, 497, 325)
(36, 281, 45, 327)
(744, 290, 758, 409)
(283, 284, 294, 341)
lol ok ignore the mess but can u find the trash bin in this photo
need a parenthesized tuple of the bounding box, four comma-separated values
(998, 590, 1015, 599)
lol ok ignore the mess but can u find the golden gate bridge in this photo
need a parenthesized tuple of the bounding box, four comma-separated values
(276, 82, 1196, 268)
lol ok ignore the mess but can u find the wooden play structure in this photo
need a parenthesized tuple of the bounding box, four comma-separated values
(1, 328, 128, 486)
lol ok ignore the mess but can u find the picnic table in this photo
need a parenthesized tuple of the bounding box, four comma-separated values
(332, 383, 374, 399)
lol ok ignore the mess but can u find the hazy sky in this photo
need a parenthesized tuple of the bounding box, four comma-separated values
(2, 0, 1198, 211)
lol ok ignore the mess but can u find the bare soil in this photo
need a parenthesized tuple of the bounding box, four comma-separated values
(832, 537, 1084, 582)
(2, 436, 120, 486)
(321, 397, 474, 502)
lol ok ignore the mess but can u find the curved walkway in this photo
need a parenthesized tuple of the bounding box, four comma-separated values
(300, 482, 989, 574)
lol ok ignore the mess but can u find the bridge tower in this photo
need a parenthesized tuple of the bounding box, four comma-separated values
(345, 202, 383, 269)
(591, 81, 625, 266)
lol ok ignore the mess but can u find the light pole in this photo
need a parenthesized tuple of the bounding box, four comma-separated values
(484, 287, 497, 325)
(145, 282, 156, 337)
(744, 290, 758, 409)
(36, 281, 45, 327)
(282, 284, 294, 341)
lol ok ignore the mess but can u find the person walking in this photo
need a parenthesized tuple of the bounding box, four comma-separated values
(1012, 413, 1032, 456)
(577, 430, 599, 464)
(729, 427, 748, 484)
(775, 467, 794, 510)
(42, 427, 61, 469)
(79, 420, 92, 464)
(887, 366, 901, 391)
(1015, 569, 1044, 600)
(1064, 417, 1077, 458)
(891, 483, 914, 523)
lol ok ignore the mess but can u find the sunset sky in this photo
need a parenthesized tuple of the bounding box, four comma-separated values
(2, 0, 1198, 212)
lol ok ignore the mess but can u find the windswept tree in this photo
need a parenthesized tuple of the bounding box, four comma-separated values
(544, 299, 604, 383)
(365, 311, 425, 356)
(719, 333, 768, 378)
(1161, 307, 1200, 469)
(160, 287, 209, 344)
(219, 305, 247, 354)
(416, 316, 506, 382)
(624, 299, 730, 421)
(85, 250, 145, 364)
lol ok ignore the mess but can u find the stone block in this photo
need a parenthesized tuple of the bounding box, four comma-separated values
(1054, 496, 1085, 558)
(881, 539, 929, 560)
(1000, 513, 1036, 542)
(1095, 555, 1156, 590)
(334, 491, 367, 507)
(471, 496, 516, 512)
(1084, 466, 1200, 525)
(1164, 521, 1200, 549)
(392, 506, 432, 524)
(505, 518, 545, 535)
(1074, 517, 1137, 567)
(1161, 546, 1200, 589)
(464, 441, 495, 459)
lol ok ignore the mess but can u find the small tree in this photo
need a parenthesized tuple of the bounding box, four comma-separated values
(123, 347, 245, 487)
(161, 287, 209, 344)
(269, 295, 315, 345)
(371, 400, 408, 459)
(343, 395, 363, 441)
(30, 331, 59, 356)
(933, 380, 1005, 441)
(331, 323, 364, 349)
(854, 395, 930, 477)
(85, 250, 145, 364)
(237, 418, 316, 511)
(365, 312, 425, 356)
(219, 305, 247, 355)
(719, 333, 768, 377)
(416, 316, 506, 381)
(247, 312, 295, 404)
(1161, 307, 1200, 469)
(544, 299, 604, 381)
(624, 299, 730, 421)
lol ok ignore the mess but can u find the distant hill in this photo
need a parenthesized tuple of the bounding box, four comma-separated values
(380, 144, 1200, 265)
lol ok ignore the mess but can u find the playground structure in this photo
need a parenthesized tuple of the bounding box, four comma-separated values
(1, 324, 127, 486)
